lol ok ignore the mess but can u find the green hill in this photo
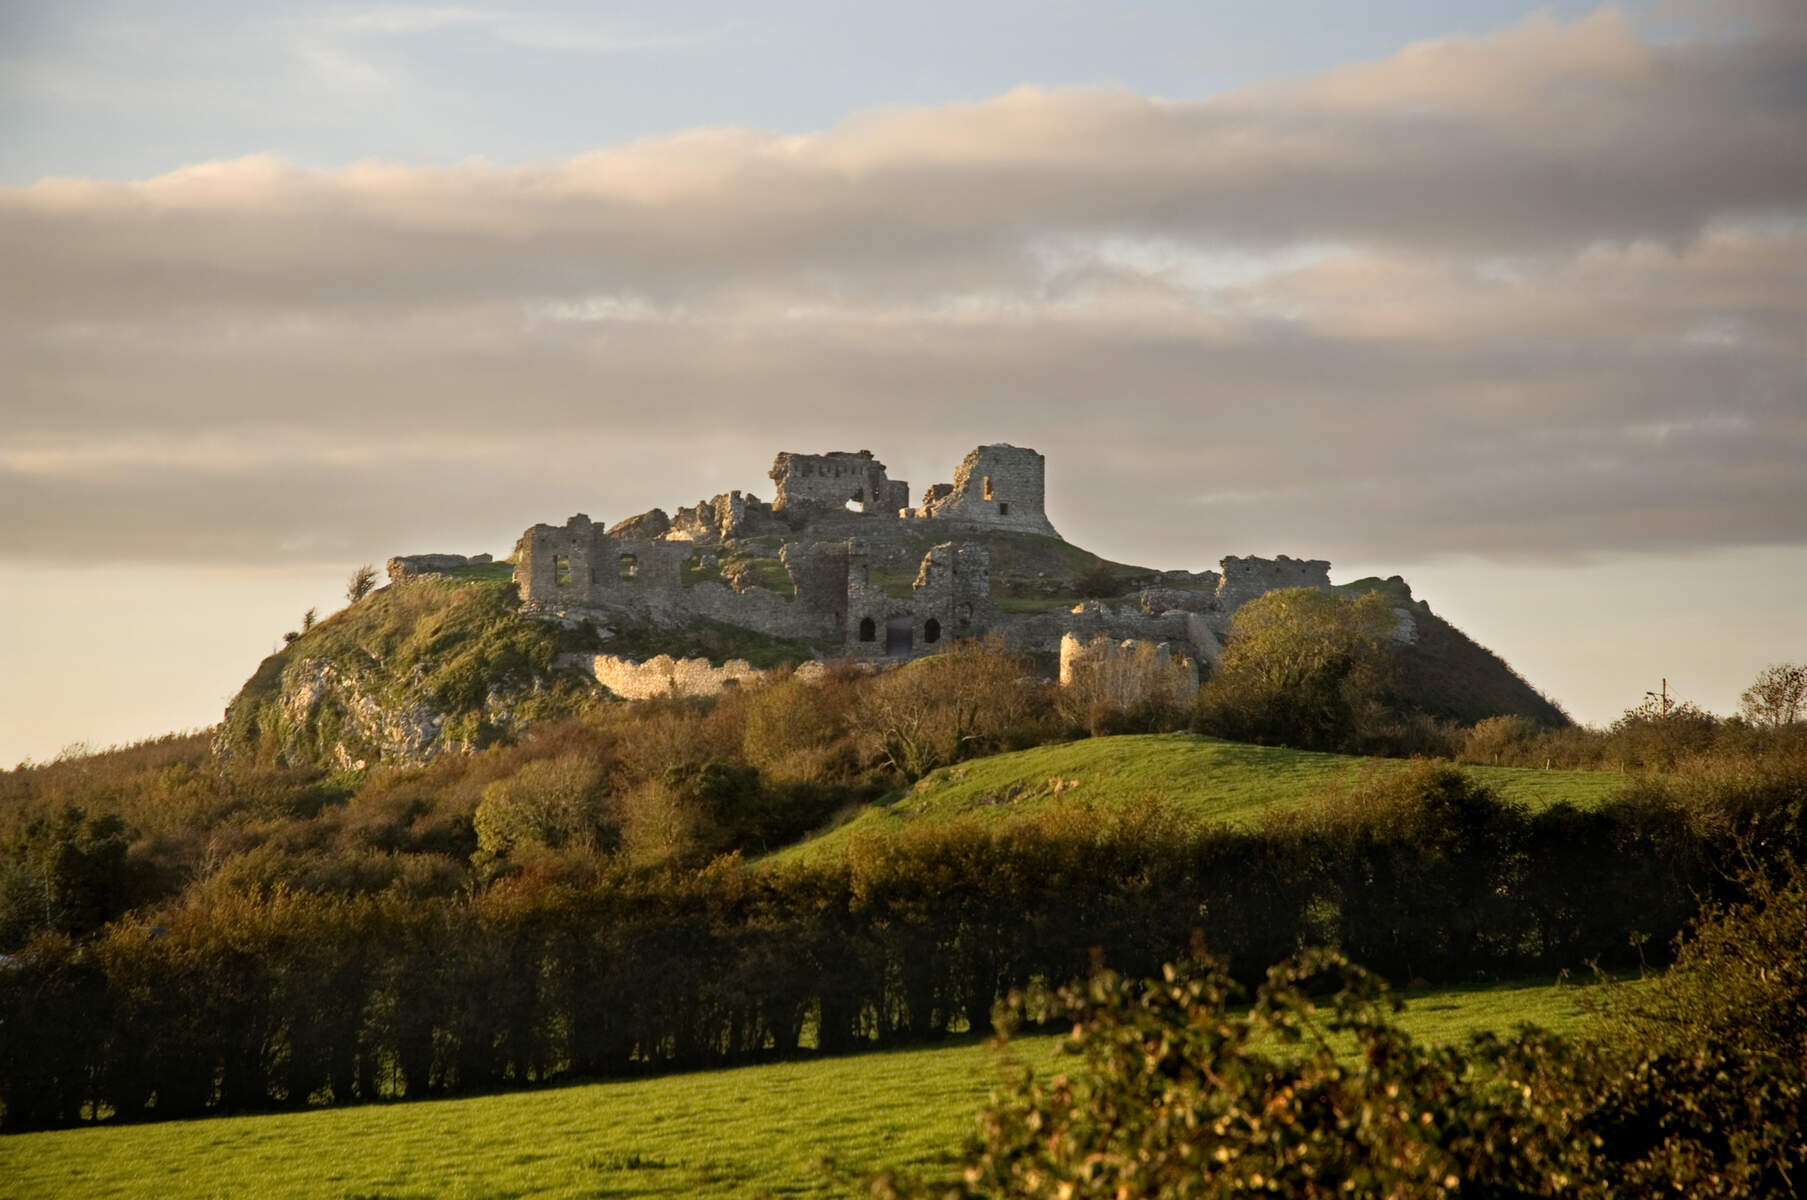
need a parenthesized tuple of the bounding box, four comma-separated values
(0, 975, 1616, 1200)
(772, 732, 1624, 867)
(215, 569, 601, 769)
(215, 567, 813, 770)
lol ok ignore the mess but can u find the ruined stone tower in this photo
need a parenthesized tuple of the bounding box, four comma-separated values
(916, 444, 1059, 538)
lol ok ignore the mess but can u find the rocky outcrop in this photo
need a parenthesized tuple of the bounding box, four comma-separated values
(216, 576, 599, 770)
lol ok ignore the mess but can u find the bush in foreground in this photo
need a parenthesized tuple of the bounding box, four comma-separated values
(873, 860, 1807, 1199)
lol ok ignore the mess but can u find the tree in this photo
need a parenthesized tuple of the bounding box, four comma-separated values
(1741, 662, 1807, 729)
(1197, 588, 1395, 751)
(0, 807, 133, 950)
(346, 564, 378, 603)
(1075, 561, 1126, 599)
(856, 637, 1046, 780)
(301, 607, 318, 632)
(473, 754, 609, 871)
(1609, 687, 1718, 769)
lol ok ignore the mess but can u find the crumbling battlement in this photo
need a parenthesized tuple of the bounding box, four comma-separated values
(1216, 554, 1332, 612)
(386, 553, 492, 583)
(668, 490, 782, 542)
(602, 443, 1062, 550)
(770, 450, 909, 516)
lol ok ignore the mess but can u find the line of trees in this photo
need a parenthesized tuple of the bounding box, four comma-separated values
(4, 761, 1802, 1130)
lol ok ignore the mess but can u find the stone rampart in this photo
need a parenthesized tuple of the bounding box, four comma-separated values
(1216, 554, 1332, 611)
(386, 553, 491, 583)
(579, 654, 766, 700)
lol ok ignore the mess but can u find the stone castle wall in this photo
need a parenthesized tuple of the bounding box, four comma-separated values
(1058, 633, 1201, 707)
(770, 450, 908, 515)
(386, 553, 491, 583)
(577, 653, 766, 700)
(1215, 554, 1332, 611)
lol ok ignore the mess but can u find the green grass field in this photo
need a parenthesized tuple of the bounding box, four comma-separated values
(772, 733, 1625, 866)
(0, 975, 1628, 1200)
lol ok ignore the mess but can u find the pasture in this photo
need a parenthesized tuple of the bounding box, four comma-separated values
(1, 974, 1625, 1200)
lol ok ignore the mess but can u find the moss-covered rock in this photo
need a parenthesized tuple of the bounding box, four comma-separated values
(215, 577, 602, 770)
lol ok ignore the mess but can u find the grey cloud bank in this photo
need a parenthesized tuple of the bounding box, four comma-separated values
(2, 4, 1804, 572)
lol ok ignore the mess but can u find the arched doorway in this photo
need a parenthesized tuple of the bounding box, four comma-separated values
(885, 617, 913, 656)
(923, 617, 941, 644)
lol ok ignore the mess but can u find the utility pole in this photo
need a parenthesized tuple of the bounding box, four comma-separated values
(1644, 677, 1671, 719)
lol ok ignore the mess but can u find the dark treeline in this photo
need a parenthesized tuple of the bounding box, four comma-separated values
(5, 759, 1804, 1130)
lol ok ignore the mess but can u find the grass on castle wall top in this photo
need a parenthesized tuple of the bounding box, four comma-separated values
(0, 974, 1626, 1200)
(772, 733, 1625, 867)
(440, 561, 518, 584)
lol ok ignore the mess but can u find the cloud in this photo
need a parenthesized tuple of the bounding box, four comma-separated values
(331, 6, 733, 53)
(1, 4, 1803, 571)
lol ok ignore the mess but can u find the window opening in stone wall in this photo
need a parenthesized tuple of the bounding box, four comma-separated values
(923, 617, 941, 644)
(998, 502, 1010, 516)
(554, 555, 572, 585)
(983, 475, 993, 500)
(619, 554, 637, 581)
(858, 616, 877, 642)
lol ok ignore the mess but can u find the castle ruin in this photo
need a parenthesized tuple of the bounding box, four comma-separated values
(464, 444, 1368, 687)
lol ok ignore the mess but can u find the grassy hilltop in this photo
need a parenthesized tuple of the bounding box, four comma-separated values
(773, 732, 1622, 867)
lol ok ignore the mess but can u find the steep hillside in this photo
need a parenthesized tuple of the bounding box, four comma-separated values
(1340, 576, 1568, 727)
(1394, 609, 1569, 726)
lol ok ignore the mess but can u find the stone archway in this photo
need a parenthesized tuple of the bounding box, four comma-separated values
(885, 616, 913, 656)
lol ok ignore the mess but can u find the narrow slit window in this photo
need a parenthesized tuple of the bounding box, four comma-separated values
(983, 475, 993, 500)
(998, 502, 1010, 516)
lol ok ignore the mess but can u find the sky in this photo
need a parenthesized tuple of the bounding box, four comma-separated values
(2, 0, 1804, 765)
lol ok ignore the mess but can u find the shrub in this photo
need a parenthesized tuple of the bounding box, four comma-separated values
(874, 859, 1807, 1199)
(870, 951, 1597, 1199)
(1195, 588, 1395, 752)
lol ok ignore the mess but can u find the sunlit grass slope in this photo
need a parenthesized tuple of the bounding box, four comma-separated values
(1, 976, 1625, 1200)
(774, 733, 1623, 867)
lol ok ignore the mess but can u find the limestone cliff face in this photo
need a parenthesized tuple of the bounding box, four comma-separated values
(215, 575, 600, 771)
